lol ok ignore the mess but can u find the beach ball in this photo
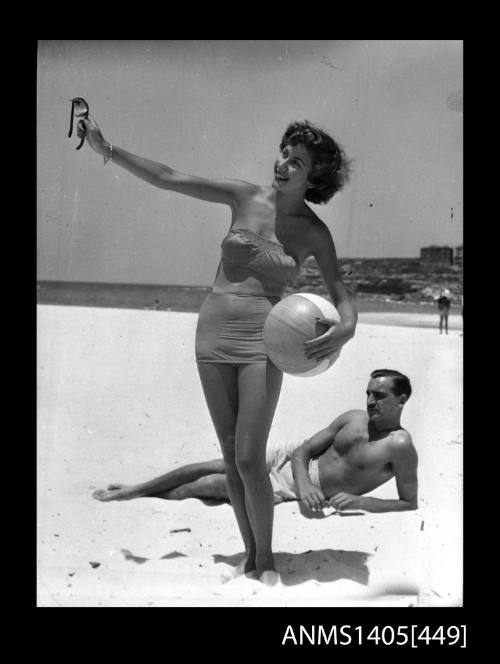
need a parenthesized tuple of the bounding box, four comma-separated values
(263, 293, 341, 377)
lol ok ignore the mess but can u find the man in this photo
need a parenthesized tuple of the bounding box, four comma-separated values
(437, 289, 452, 335)
(92, 369, 418, 514)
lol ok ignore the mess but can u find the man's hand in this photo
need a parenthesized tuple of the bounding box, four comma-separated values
(299, 484, 327, 511)
(327, 492, 364, 511)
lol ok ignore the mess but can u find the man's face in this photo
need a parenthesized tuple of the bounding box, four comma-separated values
(366, 376, 404, 423)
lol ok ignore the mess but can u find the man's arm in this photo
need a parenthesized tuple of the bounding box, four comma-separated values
(330, 431, 418, 513)
(291, 411, 356, 510)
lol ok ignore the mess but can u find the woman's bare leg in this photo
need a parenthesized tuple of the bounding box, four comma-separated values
(235, 362, 283, 584)
(92, 458, 225, 502)
(197, 362, 258, 576)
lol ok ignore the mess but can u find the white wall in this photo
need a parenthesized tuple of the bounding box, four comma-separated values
(37, 40, 463, 285)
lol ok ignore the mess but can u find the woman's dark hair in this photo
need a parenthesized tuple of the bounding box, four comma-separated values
(280, 120, 352, 204)
(370, 369, 412, 399)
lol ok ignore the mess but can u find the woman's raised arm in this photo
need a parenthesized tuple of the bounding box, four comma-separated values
(80, 116, 252, 207)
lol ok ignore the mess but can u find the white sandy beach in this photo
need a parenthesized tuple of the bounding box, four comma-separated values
(37, 305, 463, 607)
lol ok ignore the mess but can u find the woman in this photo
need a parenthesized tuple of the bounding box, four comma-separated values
(79, 116, 357, 585)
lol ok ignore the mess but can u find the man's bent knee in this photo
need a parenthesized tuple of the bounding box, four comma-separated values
(167, 475, 228, 501)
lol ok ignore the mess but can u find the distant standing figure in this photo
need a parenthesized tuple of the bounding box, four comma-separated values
(437, 289, 451, 334)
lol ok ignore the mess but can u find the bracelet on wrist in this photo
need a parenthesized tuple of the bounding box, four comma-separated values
(103, 143, 113, 165)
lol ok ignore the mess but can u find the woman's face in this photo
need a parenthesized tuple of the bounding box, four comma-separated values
(273, 143, 313, 194)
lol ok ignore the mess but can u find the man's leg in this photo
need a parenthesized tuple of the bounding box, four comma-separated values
(161, 473, 229, 501)
(92, 458, 225, 501)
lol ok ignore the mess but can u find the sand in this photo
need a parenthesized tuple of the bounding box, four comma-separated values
(37, 305, 463, 607)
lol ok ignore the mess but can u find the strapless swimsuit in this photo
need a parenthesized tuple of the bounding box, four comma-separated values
(195, 228, 300, 364)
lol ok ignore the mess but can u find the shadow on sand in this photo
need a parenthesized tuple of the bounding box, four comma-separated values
(212, 549, 371, 587)
(119, 546, 370, 587)
(186, 497, 366, 518)
(297, 502, 366, 519)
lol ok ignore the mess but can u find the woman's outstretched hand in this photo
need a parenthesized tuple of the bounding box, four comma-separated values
(77, 116, 110, 158)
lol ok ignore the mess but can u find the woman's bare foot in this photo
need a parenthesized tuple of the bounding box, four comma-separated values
(92, 484, 139, 501)
(221, 556, 258, 583)
(259, 570, 281, 586)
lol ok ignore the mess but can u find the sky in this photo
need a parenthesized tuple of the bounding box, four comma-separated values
(37, 40, 463, 286)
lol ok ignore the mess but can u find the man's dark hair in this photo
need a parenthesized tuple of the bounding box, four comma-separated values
(370, 369, 412, 399)
(280, 120, 352, 204)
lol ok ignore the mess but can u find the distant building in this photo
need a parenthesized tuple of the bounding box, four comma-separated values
(454, 244, 463, 267)
(420, 245, 454, 265)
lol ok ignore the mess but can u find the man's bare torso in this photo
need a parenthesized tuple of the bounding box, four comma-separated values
(317, 410, 402, 497)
